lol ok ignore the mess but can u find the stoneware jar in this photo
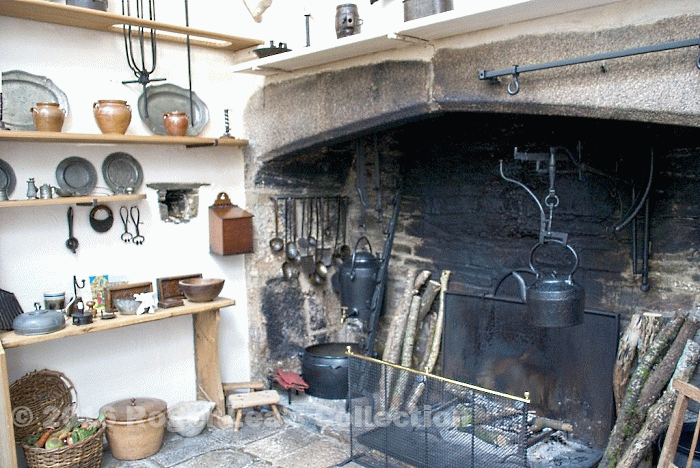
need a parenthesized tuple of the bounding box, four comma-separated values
(163, 111, 189, 136)
(31, 102, 65, 132)
(93, 99, 131, 134)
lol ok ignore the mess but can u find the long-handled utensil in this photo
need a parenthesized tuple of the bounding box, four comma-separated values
(66, 207, 79, 253)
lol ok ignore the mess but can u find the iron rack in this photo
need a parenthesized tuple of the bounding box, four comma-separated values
(479, 37, 700, 95)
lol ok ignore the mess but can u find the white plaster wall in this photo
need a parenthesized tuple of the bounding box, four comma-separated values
(0, 0, 696, 423)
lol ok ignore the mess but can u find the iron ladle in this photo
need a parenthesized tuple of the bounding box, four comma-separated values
(66, 207, 79, 253)
(269, 198, 284, 252)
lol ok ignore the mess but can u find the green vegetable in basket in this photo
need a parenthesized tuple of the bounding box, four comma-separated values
(44, 437, 64, 450)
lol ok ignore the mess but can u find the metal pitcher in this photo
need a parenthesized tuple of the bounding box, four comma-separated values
(337, 237, 379, 327)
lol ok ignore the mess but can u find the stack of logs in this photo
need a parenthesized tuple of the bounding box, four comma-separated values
(600, 310, 700, 468)
(381, 269, 450, 410)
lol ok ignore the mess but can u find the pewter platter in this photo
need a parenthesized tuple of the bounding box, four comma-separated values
(56, 156, 97, 196)
(137, 84, 209, 136)
(0, 159, 16, 197)
(102, 152, 143, 194)
(2, 70, 69, 131)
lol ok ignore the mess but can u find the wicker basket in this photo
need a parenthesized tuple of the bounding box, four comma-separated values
(22, 418, 105, 468)
(9, 369, 76, 443)
(10, 369, 104, 468)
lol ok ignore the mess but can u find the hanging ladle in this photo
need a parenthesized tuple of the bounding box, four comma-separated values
(269, 198, 284, 252)
(66, 206, 79, 253)
(285, 198, 299, 261)
(315, 199, 329, 278)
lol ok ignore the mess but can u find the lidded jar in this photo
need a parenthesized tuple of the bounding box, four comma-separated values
(93, 99, 131, 134)
(31, 102, 66, 132)
(163, 111, 189, 136)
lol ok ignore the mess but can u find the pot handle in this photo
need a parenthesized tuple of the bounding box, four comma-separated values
(529, 239, 579, 278)
(493, 269, 535, 302)
(349, 236, 373, 280)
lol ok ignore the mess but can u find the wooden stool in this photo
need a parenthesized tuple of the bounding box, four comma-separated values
(222, 380, 265, 394)
(227, 389, 284, 431)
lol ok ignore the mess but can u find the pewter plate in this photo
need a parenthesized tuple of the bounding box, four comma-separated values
(102, 152, 143, 194)
(56, 156, 97, 196)
(137, 83, 209, 136)
(2, 70, 69, 131)
(0, 159, 16, 197)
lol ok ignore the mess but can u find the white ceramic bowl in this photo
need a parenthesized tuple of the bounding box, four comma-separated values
(166, 400, 215, 437)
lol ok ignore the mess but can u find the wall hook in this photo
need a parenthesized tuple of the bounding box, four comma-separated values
(507, 66, 520, 95)
(696, 46, 700, 69)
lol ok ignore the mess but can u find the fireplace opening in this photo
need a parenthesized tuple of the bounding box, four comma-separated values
(248, 109, 700, 467)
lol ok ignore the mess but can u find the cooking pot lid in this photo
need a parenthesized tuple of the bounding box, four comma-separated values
(305, 342, 360, 358)
(12, 308, 65, 335)
(101, 397, 167, 421)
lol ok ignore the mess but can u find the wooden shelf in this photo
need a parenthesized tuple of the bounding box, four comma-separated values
(232, 0, 620, 75)
(0, 297, 235, 348)
(0, 0, 263, 52)
(0, 130, 248, 147)
(0, 193, 145, 208)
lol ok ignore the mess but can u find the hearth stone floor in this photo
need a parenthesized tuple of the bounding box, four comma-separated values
(99, 392, 355, 468)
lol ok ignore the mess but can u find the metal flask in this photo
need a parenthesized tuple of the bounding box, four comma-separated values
(338, 237, 379, 327)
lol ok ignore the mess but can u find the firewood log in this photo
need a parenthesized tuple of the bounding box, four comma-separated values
(383, 269, 430, 364)
(637, 317, 699, 417)
(613, 312, 643, 413)
(389, 295, 422, 409)
(614, 339, 700, 468)
(599, 311, 687, 468)
(405, 270, 451, 411)
(638, 312, 662, 357)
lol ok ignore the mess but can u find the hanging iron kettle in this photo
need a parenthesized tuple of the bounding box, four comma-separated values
(337, 236, 380, 327)
(517, 240, 585, 328)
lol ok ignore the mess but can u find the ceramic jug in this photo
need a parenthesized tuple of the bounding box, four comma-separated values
(31, 102, 65, 132)
(163, 111, 189, 136)
(93, 99, 131, 134)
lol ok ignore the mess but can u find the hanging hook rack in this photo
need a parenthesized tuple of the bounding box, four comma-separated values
(480, 36, 700, 96)
(121, 0, 166, 117)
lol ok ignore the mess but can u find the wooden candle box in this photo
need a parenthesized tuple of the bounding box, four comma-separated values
(209, 192, 254, 255)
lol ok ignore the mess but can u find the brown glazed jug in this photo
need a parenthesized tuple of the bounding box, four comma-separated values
(93, 100, 131, 134)
(163, 111, 189, 136)
(31, 102, 65, 132)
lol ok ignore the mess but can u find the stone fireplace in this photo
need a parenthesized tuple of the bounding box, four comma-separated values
(239, 11, 700, 452)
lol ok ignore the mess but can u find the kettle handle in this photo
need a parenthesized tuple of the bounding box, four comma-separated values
(349, 236, 373, 280)
(529, 239, 579, 278)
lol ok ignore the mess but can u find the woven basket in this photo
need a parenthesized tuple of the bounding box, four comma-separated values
(9, 369, 76, 444)
(22, 418, 105, 468)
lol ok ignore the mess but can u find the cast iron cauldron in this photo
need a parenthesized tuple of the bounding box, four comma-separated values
(337, 237, 379, 327)
(301, 342, 360, 400)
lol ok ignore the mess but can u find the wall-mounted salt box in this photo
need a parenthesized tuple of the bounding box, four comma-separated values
(209, 192, 254, 255)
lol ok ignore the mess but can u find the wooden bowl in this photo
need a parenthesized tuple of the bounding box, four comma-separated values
(178, 278, 225, 302)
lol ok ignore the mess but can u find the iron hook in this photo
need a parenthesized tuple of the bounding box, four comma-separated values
(507, 66, 520, 95)
(696, 46, 700, 69)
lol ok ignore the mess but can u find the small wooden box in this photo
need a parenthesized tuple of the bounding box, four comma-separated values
(209, 192, 254, 256)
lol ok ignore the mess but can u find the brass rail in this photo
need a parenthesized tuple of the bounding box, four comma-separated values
(346, 347, 530, 404)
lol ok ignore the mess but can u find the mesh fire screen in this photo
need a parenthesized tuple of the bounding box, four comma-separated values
(346, 352, 530, 468)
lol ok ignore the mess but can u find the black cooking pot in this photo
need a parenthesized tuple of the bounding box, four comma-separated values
(301, 342, 359, 400)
